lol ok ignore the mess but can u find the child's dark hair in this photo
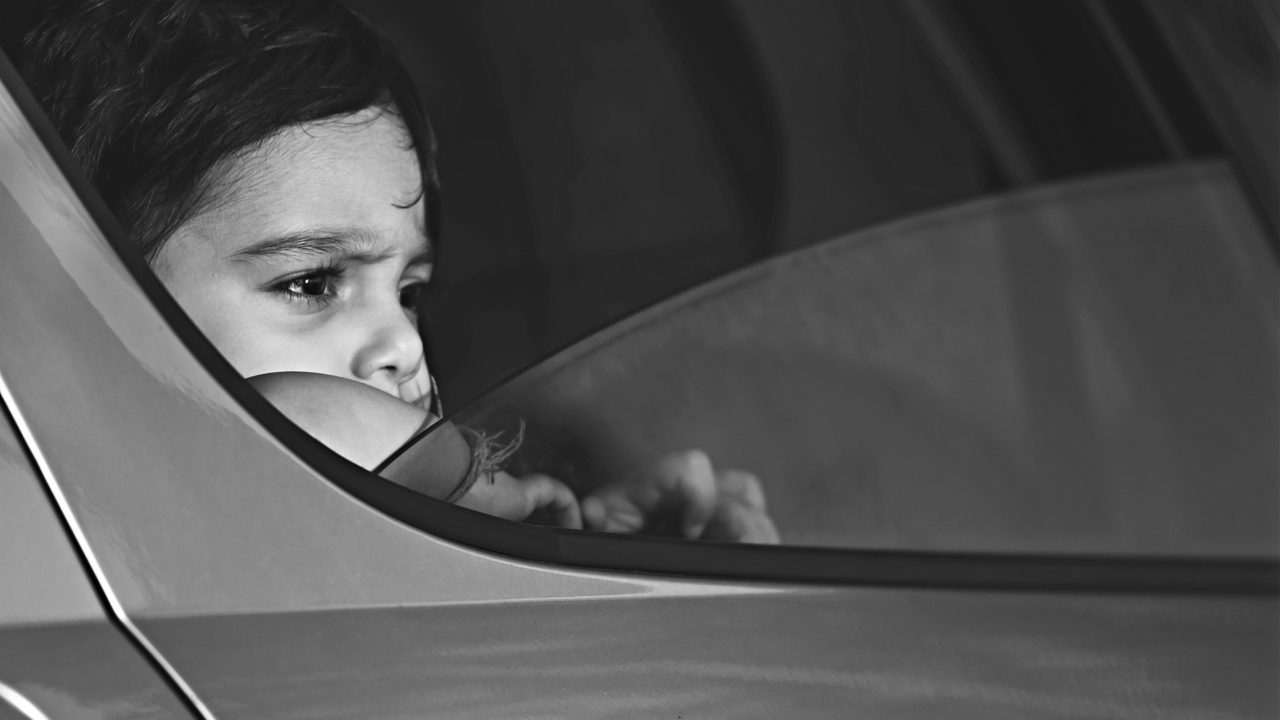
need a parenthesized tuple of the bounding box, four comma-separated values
(22, 0, 440, 262)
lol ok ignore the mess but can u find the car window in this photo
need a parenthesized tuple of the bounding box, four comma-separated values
(379, 0, 1020, 405)
(375, 0, 1277, 555)
(346, 0, 1273, 552)
(369, 0, 1260, 407)
(2, 0, 1275, 573)
(450, 160, 1277, 556)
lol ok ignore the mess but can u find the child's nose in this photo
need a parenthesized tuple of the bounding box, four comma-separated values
(350, 304, 425, 391)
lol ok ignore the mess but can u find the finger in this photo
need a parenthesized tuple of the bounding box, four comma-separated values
(716, 470, 767, 510)
(522, 474, 582, 529)
(549, 482, 583, 530)
(655, 450, 718, 538)
(581, 494, 646, 533)
(581, 495, 607, 530)
(704, 496, 781, 544)
(454, 472, 524, 521)
(747, 512, 781, 544)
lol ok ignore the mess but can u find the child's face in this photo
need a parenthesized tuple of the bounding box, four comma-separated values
(154, 107, 435, 408)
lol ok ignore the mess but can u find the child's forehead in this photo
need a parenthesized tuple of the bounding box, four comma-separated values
(185, 110, 427, 252)
(204, 110, 418, 203)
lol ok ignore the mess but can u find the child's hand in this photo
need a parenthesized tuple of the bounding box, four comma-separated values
(247, 372, 765, 539)
(580, 450, 780, 544)
(700, 469, 780, 544)
(454, 470, 583, 529)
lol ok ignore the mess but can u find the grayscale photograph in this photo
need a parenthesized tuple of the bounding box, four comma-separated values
(0, 1, 1276, 718)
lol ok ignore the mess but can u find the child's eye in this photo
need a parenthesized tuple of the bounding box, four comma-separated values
(399, 283, 425, 309)
(292, 275, 331, 297)
(272, 267, 344, 309)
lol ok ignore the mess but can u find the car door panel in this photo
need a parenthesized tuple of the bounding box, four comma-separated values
(135, 592, 1276, 719)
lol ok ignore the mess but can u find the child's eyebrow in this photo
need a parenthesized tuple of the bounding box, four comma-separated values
(229, 228, 433, 264)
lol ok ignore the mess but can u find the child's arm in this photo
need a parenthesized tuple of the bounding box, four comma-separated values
(247, 371, 772, 541)
(247, 372, 581, 528)
(248, 372, 426, 470)
(454, 471, 581, 529)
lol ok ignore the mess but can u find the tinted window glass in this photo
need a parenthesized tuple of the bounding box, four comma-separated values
(351, 0, 1242, 405)
(449, 161, 1277, 555)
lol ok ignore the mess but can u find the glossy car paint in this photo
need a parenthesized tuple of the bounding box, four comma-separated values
(1, 46, 1276, 720)
(0, 385, 193, 718)
(0, 621, 193, 720)
(0, 400, 99, 627)
(141, 590, 1276, 720)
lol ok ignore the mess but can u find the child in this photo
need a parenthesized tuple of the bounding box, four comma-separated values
(23, 0, 778, 542)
